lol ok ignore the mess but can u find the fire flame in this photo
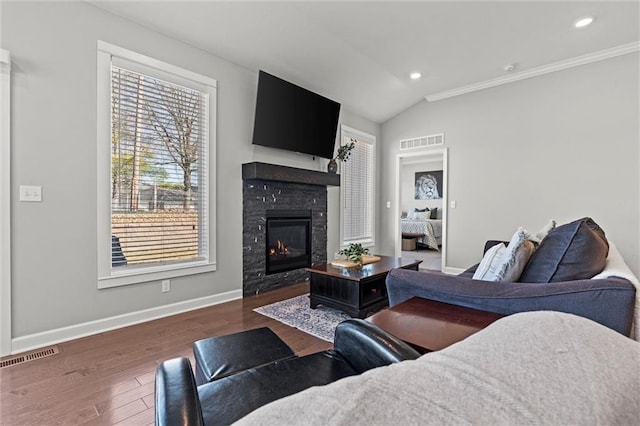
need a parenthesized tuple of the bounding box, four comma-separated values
(269, 240, 289, 256)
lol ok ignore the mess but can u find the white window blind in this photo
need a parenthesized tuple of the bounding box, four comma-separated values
(111, 66, 208, 267)
(341, 129, 375, 246)
(97, 42, 216, 287)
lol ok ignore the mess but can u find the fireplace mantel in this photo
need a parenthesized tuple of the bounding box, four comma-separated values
(242, 162, 340, 187)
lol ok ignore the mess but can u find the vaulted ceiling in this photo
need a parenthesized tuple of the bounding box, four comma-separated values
(88, 1, 640, 123)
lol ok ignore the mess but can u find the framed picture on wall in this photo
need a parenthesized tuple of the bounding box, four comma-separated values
(414, 170, 443, 200)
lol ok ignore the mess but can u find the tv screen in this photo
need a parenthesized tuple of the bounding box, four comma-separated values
(252, 71, 341, 160)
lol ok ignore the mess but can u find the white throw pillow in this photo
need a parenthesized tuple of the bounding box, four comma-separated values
(494, 228, 536, 282)
(473, 243, 507, 281)
(474, 227, 537, 282)
(529, 219, 557, 243)
(413, 212, 430, 221)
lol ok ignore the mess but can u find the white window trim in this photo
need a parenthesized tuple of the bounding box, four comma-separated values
(96, 41, 217, 288)
(1, 49, 12, 356)
(339, 125, 376, 248)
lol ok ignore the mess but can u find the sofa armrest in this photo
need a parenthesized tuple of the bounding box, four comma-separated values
(386, 268, 636, 336)
(333, 319, 420, 374)
(155, 357, 204, 426)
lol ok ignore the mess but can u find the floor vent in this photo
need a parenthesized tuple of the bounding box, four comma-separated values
(0, 346, 60, 369)
(400, 133, 444, 150)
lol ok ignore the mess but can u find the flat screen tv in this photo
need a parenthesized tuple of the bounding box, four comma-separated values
(252, 70, 341, 160)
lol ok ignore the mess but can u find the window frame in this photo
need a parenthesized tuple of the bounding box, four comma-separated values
(96, 41, 217, 288)
(1, 49, 12, 355)
(339, 125, 376, 248)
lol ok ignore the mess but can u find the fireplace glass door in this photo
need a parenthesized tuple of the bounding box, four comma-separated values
(265, 210, 311, 275)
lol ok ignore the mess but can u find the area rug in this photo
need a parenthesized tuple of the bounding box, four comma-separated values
(253, 294, 351, 342)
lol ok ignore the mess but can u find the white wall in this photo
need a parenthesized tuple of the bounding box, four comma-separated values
(1, 1, 379, 342)
(380, 53, 640, 275)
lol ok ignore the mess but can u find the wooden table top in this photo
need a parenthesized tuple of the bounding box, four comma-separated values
(368, 297, 506, 352)
(305, 255, 422, 282)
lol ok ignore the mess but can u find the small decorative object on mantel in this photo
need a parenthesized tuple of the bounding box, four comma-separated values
(327, 159, 338, 174)
(331, 242, 380, 267)
(327, 139, 356, 174)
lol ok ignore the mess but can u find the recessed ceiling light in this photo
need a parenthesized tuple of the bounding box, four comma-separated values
(410, 72, 422, 80)
(574, 16, 595, 28)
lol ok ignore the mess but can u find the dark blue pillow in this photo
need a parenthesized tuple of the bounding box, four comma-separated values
(519, 217, 608, 283)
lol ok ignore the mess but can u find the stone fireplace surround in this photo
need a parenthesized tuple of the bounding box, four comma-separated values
(242, 162, 340, 296)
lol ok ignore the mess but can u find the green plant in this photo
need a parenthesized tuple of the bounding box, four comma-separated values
(338, 243, 370, 264)
(334, 139, 356, 162)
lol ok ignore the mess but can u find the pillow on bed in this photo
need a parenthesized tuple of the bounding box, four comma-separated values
(413, 212, 430, 221)
(407, 208, 430, 220)
(429, 207, 438, 219)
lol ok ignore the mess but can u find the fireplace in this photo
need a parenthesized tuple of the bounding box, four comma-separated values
(265, 210, 312, 275)
(242, 163, 338, 296)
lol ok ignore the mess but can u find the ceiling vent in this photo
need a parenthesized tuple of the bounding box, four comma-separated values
(400, 133, 444, 151)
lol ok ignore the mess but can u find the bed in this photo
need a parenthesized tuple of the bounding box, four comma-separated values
(401, 218, 442, 251)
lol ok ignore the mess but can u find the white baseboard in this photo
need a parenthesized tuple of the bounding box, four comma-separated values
(11, 289, 242, 355)
(443, 266, 465, 275)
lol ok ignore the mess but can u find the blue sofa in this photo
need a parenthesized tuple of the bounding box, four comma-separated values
(387, 218, 637, 336)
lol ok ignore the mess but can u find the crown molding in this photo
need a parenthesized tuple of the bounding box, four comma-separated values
(425, 41, 640, 102)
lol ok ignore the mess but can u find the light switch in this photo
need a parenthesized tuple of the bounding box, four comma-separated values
(450, 200, 456, 208)
(20, 185, 42, 202)
(386, 201, 391, 208)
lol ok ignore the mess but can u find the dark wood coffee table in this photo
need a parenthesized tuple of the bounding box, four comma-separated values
(368, 297, 506, 352)
(306, 256, 422, 318)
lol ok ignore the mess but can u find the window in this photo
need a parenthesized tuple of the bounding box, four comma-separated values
(340, 126, 375, 247)
(97, 42, 216, 288)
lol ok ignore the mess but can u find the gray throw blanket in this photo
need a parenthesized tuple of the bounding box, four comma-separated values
(236, 311, 640, 425)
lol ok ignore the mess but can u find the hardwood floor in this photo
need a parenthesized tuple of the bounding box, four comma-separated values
(0, 283, 330, 425)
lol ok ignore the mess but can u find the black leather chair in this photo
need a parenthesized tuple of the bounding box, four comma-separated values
(155, 319, 420, 426)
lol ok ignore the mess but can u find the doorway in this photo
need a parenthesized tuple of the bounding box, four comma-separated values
(394, 148, 448, 272)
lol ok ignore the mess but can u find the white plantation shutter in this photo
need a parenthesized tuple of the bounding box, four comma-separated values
(97, 42, 216, 287)
(341, 129, 375, 246)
